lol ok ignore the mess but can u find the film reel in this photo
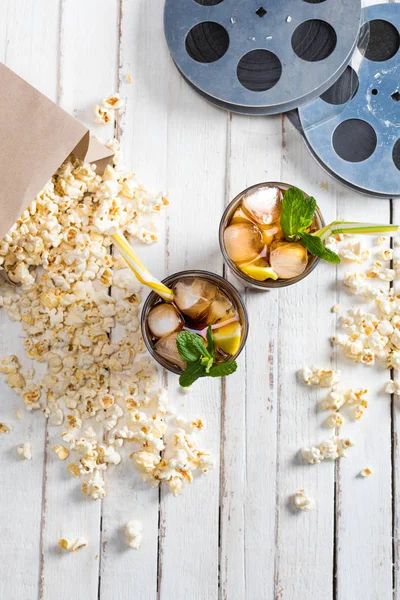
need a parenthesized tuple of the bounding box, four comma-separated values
(164, 0, 362, 115)
(299, 3, 400, 198)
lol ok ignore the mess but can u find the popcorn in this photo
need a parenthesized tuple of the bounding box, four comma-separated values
(102, 93, 124, 111)
(325, 413, 344, 428)
(58, 537, 88, 552)
(125, 520, 143, 549)
(360, 468, 372, 478)
(302, 436, 355, 464)
(0, 146, 213, 504)
(0, 422, 12, 433)
(300, 366, 340, 388)
(339, 242, 370, 263)
(93, 105, 112, 125)
(377, 236, 388, 245)
(53, 445, 70, 460)
(377, 248, 393, 262)
(332, 304, 340, 313)
(385, 380, 400, 395)
(17, 442, 32, 460)
(291, 490, 315, 511)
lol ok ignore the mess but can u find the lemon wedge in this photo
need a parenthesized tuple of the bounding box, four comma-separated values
(239, 263, 278, 281)
(213, 322, 242, 355)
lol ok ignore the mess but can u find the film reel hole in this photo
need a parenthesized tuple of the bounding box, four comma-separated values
(292, 20, 337, 62)
(332, 119, 377, 163)
(393, 140, 400, 171)
(256, 7, 267, 18)
(237, 49, 282, 92)
(303, 0, 327, 3)
(185, 22, 230, 63)
(392, 91, 400, 103)
(371, 88, 378, 96)
(194, 0, 224, 5)
(320, 66, 359, 105)
(358, 20, 400, 62)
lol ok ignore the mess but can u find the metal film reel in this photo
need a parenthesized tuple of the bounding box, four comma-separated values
(299, 3, 400, 198)
(164, 0, 362, 116)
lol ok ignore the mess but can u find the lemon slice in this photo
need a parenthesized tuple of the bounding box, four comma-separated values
(213, 322, 242, 355)
(239, 263, 278, 281)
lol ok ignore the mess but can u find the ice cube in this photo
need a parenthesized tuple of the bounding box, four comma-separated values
(231, 206, 254, 225)
(224, 223, 264, 264)
(206, 291, 236, 325)
(148, 304, 182, 338)
(154, 332, 186, 370)
(260, 223, 285, 246)
(173, 278, 217, 320)
(242, 186, 282, 225)
(270, 241, 308, 279)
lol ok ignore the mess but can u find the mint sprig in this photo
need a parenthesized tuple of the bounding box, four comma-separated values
(280, 187, 340, 265)
(177, 326, 237, 387)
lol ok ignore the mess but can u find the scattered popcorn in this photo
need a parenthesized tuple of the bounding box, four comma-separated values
(102, 93, 124, 111)
(53, 445, 70, 460)
(0, 146, 212, 502)
(17, 442, 32, 460)
(125, 520, 143, 549)
(93, 105, 112, 125)
(300, 366, 340, 388)
(339, 242, 370, 263)
(0, 422, 12, 434)
(360, 467, 372, 478)
(126, 74, 132, 84)
(332, 304, 340, 313)
(377, 236, 388, 245)
(325, 413, 344, 428)
(377, 248, 393, 262)
(291, 489, 315, 511)
(16, 410, 23, 420)
(385, 380, 400, 395)
(58, 537, 88, 552)
(302, 436, 355, 464)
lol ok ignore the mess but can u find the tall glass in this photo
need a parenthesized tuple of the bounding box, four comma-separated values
(141, 270, 249, 374)
(219, 182, 325, 290)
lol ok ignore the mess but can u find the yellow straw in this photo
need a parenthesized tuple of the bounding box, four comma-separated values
(314, 221, 400, 241)
(110, 229, 174, 302)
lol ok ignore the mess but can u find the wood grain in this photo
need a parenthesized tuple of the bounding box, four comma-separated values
(0, 0, 397, 599)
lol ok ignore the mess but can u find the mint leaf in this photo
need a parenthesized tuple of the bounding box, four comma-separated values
(206, 326, 215, 358)
(201, 356, 214, 373)
(281, 187, 316, 240)
(179, 361, 206, 387)
(299, 232, 341, 264)
(176, 331, 210, 363)
(209, 360, 238, 378)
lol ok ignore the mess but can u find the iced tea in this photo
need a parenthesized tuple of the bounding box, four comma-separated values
(141, 271, 248, 374)
(220, 183, 323, 288)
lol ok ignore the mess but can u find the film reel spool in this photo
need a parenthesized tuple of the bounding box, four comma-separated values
(299, 3, 400, 198)
(164, 0, 362, 115)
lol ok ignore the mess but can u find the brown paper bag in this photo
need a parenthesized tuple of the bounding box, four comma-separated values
(0, 61, 114, 240)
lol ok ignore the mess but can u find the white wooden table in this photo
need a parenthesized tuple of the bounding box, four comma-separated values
(0, 1, 398, 598)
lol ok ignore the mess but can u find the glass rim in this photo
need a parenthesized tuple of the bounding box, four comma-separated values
(141, 269, 249, 375)
(219, 181, 325, 289)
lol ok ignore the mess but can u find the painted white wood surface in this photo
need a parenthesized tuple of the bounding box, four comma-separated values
(0, 1, 398, 599)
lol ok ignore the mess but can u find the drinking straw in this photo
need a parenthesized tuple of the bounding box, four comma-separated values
(110, 228, 174, 302)
(314, 221, 399, 241)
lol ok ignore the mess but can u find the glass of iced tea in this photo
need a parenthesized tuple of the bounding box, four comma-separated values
(219, 182, 324, 289)
(141, 270, 248, 374)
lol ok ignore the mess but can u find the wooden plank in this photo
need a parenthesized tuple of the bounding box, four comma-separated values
(157, 75, 227, 600)
(0, 1, 59, 598)
(334, 196, 392, 600)
(274, 115, 337, 599)
(99, 0, 169, 598)
(220, 113, 282, 600)
(391, 200, 400, 600)
(39, 2, 119, 599)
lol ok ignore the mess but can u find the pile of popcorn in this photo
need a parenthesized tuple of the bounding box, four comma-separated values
(0, 144, 213, 499)
(328, 235, 400, 380)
